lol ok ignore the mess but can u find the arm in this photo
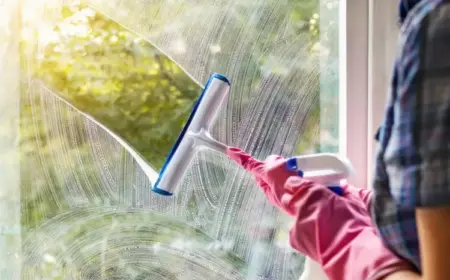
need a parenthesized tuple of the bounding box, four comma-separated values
(383, 270, 421, 280)
(411, 3, 450, 279)
(416, 207, 450, 280)
(226, 148, 414, 280)
(383, 205, 450, 280)
(384, 2, 450, 279)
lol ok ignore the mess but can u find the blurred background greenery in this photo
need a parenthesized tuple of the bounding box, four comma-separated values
(27, 4, 202, 170)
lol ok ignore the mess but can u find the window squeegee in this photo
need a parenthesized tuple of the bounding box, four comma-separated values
(151, 72, 353, 197)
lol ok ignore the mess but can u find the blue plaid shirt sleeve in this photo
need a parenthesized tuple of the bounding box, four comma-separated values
(373, 0, 450, 271)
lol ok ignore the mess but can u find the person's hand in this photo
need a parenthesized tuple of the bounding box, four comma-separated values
(226, 147, 373, 214)
(341, 183, 373, 213)
(226, 147, 298, 215)
(227, 147, 413, 280)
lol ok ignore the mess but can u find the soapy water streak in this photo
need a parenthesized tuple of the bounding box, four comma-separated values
(20, 81, 308, 279)
(22, 208, 246, 280)
(16, 0, 335, 278)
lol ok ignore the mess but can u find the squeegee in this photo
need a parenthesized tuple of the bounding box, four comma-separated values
(151, 73, 230, 195)
(151, 73, 353, 196)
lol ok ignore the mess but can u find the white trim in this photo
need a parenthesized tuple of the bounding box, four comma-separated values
(338, 0, 348, 158)
(340, 0, 369, 188)
(367, 0, 399, 186)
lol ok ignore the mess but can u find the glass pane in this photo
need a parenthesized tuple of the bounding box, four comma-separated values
(3, 0, 340, 279)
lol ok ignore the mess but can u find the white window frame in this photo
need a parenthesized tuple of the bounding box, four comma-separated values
(340, 0, 398, 188)
(339, 0, 369, 188)
(367, 0, 399, 187)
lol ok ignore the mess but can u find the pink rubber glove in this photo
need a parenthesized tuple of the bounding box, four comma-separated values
(341, 183, 373, 214)
(227, 147, 412, 280)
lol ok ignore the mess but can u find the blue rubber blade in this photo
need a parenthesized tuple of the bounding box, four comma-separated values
(152, 187, 173, 196)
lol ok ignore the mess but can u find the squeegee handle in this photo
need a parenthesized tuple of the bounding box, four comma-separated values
(188, 130, 227, 154)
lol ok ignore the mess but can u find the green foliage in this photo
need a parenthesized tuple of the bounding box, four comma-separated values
(34, 4, 201, 170)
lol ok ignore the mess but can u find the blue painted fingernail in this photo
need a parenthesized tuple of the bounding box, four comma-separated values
(297, 170, 304, 177)
(328, 186, 343, 196)
(286, 158, 297, 171)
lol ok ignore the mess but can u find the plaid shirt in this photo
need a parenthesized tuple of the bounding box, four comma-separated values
(372, 0, 450, 272)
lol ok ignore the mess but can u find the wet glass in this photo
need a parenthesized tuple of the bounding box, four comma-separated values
(1, 0, 340, 278)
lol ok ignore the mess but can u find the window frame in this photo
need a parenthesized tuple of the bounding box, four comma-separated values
(339, 0, 369, 188)
(366, 0, 399, 187)
(340, 0, 398, 188)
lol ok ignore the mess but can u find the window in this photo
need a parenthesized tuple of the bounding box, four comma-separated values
(0, 0, 370, 279)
